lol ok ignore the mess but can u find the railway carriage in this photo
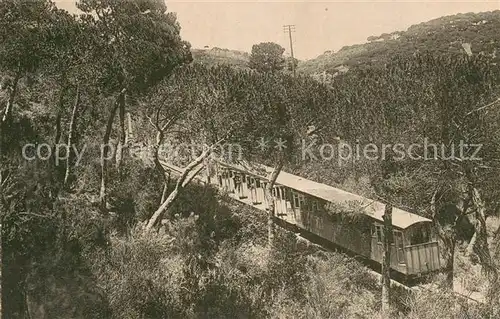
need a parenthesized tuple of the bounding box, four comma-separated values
(159, 159, 443, 278)
(213, 162, 442, 277)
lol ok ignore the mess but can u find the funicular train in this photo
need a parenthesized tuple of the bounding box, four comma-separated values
(162, 160, 443, 279)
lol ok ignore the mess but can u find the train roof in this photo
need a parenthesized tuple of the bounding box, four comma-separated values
(220, 161, 432, 230)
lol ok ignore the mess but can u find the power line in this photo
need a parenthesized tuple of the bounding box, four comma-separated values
(283, 24, 296, 77)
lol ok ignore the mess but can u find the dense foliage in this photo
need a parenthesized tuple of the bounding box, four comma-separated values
(298, 10, 500, 77)
(1, 1, 500, 318)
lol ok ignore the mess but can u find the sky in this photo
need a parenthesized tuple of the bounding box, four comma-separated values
(54, 0, 500, 60)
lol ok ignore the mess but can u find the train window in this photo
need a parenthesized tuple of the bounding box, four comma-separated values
(284, 189, 289, 201)
(375, 225, 395, 244)
(376, 225, 383, 243)
(311, 199, 319, 212)
(293, 193, 300, 208)
(422, 227, 430, 243)
(394, 231, 405, 263)
(394, 231, 404, 248)
(299, 195, 305, 207)
(410, 224, 431, 245)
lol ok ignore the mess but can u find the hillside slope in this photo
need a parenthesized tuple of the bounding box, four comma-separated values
(191, 47, 250, 69)
(298, 10, 500, 77)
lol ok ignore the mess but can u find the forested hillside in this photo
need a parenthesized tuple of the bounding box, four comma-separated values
(191, 47, 250, 69)
(1, 1, 500, 318)
(190, 11, 500, 82)
(299, 10, 500, 77)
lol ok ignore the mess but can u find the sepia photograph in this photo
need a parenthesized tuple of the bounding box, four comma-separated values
(1, 0, 500, 318)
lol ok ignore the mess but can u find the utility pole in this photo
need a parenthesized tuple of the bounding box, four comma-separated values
(283, 24, 296, 77)
(380, 152, 396, 317)
(381, 203, 393, 317)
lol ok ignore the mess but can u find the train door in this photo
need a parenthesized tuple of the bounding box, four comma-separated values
(372, 223, 383, 262)
(250, 177, 259, 204)
(292, 191, 301, 214)
(229, 170, 234, 192)
(278, 187, 285, 215)
(276, 187, 285, 216)
(217, 172, 225, 190)
(272, 187, 280, 215)
(248, 177, 254, 203)
(292, 191, 302, 215)
(247, 176, 253, 200)
(255, 179, 264, 204)
(242, 174, 249, 199)
(262, 181, 269, 209)
(284, 188, 294, 222)
(228, 170, 235, 193)
(241, 175, 249, 199)
(222, 168, 230, 191)
(282, 187, 290, 216)
(394, 231, 405, 264)
(234, 172, 243, 198)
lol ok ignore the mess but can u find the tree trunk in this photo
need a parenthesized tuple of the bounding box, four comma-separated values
(145, 163, 204, 231)
(265, 156, 284, 248)
(381, 203, 392, 316)
(494, 222, 500, 261)
(466, 231, 477, 257)
(126, 112, 133, 144)
(64, 85, 80, 187)
(115, 92, 126, 170)
(0, 70, 22, 191)
(444, 239, 456, 289)
(204, 157, 211, 185)
(468, 185, 498, 306)
(153, 130, 166, 176)
(99, 89, 124, 210)
(160, 178, 169, 204)
(145, 145, 215, 231)
(152, 129, 171, 206)
(1, 70, 21, 124)
(25, 288, 32, 319)
(434, 221, 456, 290)
(53, 85, 67, 146)
(430, 189, 457, 290)
(0, 221, 2, 318)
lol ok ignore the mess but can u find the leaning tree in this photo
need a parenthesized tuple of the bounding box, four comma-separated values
(76, 0, 192, 209)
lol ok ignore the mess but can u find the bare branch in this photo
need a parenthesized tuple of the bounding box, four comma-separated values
(467, 97, 500, 116)
(146, 114, 158, 131)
